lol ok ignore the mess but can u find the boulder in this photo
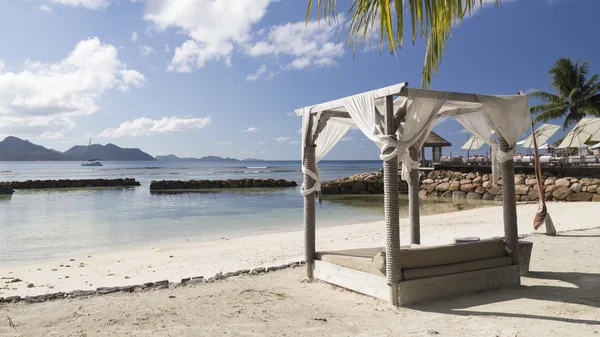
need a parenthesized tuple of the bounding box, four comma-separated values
(525, 178, 538, 186)
(580, 178, 600, 186)
(422, 179, 434, 185)
(426, 183, 439, 194)
(419, 189, 428, 196)
(570, 183, 582, 193)
(466, 192, 482, 200)
(494, 194, 503, 202)
(339, 180, 354, 188)
(514, 176, 525, 185)
(475, 186, 487, 195)
(588, 185, 598, 193)
(441, 191, 453, 198)
(460, 179, 472, 185)
(351, 183, 366, 192)
(527, 190, 540, 201)
(466, 172, 477, 180)
(593, 194, 600, 202)
(488, 185, 502, 195)
(364, 175, 378, 184)
(460, 184, 476, 193)
(555, 178, 570, 187)
(482, 181, 493, 189)
(544, 179, 555, 186)
(566, 192, 593, 202)
(544, 185, 558, 194)
(452, 191, 467, 199)
(482, 193, 495, 201)
(570, 178, 579, 184)
(482, 174, 490, 182)
(321, 185, 340, 195)
(515, 184, 530, 195)
(435, 183, 450, 192)
(449, 181, 461, 191)
(472, 177, 482, 184)
(552, 187, 574, 200)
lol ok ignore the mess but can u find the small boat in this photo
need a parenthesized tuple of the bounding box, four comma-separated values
(81, 138, 103, 167)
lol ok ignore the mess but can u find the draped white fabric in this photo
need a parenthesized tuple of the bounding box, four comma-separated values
(395, 89, 452, 183)
(342, 91, 398, 159)
(301, 111, 352, 196)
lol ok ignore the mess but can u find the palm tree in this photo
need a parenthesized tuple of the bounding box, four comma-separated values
(530, 58, 600, 130)
(306, 0, 502, 88)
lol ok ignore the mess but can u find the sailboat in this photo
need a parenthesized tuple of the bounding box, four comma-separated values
(81, 138, 103, 167)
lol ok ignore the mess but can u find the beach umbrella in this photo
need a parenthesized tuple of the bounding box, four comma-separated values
(519, 124, 560, 149)
(590, 142, 600, 150)
(558, 118, 600, 148)
(538, 143, 549, 150)
(461, 135, 486, 150)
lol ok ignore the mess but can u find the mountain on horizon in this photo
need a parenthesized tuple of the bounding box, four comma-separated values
(0, 136, 65, 161)
(63, 143, 155, 161)
(155, 154, 262, 162)
(0, 136, 155, 161)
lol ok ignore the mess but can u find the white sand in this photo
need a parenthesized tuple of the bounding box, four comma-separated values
(1, 201, 599, 299)
(1, 225, 599, 336)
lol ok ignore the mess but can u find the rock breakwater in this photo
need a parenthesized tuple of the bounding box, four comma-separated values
(150, 179, 297, 191)
(322, 170, 600, 202)
(2, 178, 140, 190)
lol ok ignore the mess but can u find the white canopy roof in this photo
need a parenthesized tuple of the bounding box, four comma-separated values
(296, 83, 530, 195)
(558, 118, 600, 148)
(519, 123, 560, 149)
(461, 135, 487, 150)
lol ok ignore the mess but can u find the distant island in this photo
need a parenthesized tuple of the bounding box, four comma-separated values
(155, 154, 264, 162)
(0, 136, 265, 162)
(0, 136, 155, 161)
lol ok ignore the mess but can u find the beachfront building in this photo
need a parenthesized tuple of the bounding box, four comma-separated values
(296, 82, 531, 306)
(421, 131, 452, 165)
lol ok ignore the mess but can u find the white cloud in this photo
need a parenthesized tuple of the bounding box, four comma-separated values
(258, 141, 267, 144)
(138, 0, 271, 72)
(40, 5, 53, 13)
(139, 45, 156, 57)
(459, 128, 471, 134)
(246, 64, 276, 81)
(247, 18, 344, 70)
(131, 32, 138, 43)
(0, 37, 145, 139)
(273, 136, 290, 142)
(99, 116, 211, 138)
(242, 127, 259, 133)
(289, 140, 300, 145)
(50, 0, 110, 10)
(219, 141, 232, 145)
(164, 44, 170, 53)
(340, 136, 354, 142)
(286, 111, 296, 116)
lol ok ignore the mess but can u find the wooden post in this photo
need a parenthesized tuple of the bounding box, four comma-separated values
(409, 147, 420, 245)
(383, 95, 401, 306)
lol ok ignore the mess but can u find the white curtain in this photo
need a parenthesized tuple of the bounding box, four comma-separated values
(301, 111, 352, 196)
(455, 95, 530, 182)
(343, 91, 397, 159)
(395, 89, 452, 183)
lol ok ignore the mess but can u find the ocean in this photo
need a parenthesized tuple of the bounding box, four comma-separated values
(0, 161, 493, 266)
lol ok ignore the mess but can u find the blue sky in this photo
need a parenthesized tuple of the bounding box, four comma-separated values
(0, 0, 598, 160)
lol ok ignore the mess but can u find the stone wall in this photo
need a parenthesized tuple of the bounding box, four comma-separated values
(322, 170, 600, 202)
(150, 178, 297, 191)
(2, 178, 140, 190)
(0, 182, 13, 195)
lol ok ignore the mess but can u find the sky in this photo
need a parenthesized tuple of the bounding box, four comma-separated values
(0, 0, 599, 160)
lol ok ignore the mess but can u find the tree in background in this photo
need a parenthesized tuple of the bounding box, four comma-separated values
(530, 58, 600, 130)
(306, 0, 502, 88)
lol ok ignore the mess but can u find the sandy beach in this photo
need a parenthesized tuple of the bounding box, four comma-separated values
(1, 201, 599, 299)
(0, 208, 599, 336)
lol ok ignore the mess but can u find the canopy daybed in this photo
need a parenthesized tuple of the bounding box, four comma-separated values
(295, 82, 530, 306)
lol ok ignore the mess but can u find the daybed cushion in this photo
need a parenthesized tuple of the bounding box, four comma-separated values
(398, 239, 506, 269)
(316, 248, 386, 277)
(402, 256, 511, 280)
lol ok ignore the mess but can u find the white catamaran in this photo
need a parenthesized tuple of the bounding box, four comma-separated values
(81, 138, 103, 167)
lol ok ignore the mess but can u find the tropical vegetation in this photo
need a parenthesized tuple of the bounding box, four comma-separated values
(306, 0, 502, 88)
(530, 58, 600, 130)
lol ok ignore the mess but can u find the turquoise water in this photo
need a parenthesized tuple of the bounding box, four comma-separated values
(0, 161, 492, 266)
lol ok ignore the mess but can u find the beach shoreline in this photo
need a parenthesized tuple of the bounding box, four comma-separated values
(2, 201, 600, 298)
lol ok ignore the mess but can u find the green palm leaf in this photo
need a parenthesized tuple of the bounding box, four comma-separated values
(306, 0, 503, 88)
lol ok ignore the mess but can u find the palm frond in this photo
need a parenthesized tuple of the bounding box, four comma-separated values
(528, 91, 563, 103)
(530, 102, 565, 115)
(306, 0, 502, 88)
